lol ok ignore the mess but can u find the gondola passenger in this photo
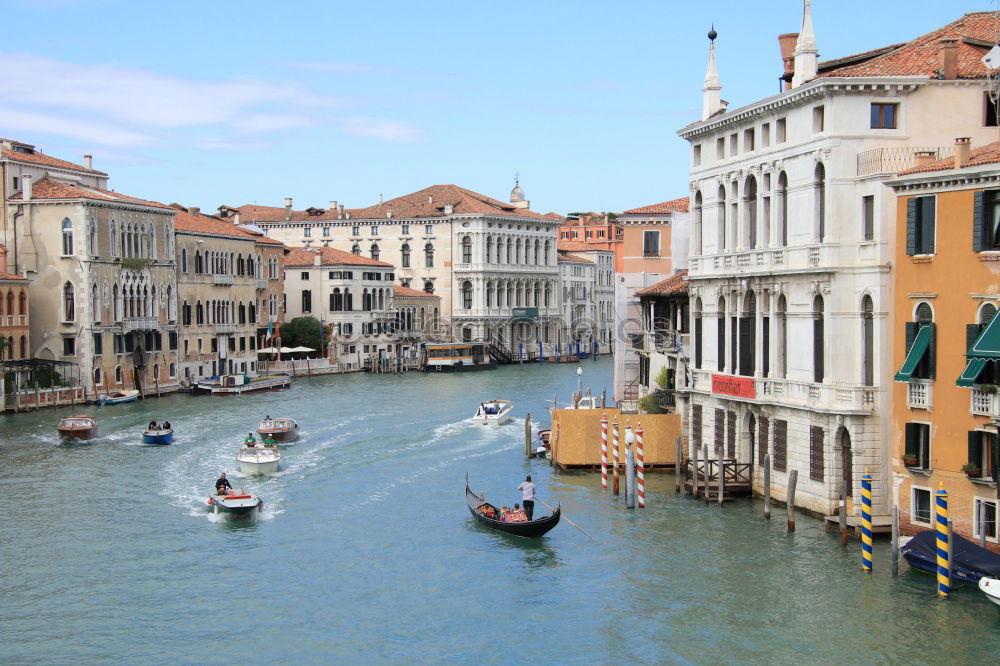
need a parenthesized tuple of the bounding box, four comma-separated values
(506, 503, 528, 522)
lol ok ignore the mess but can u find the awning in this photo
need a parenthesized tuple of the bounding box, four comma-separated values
(957, 357, 989, 387)
(968, 314, 1000, 359)
(894, 325, 932, 382)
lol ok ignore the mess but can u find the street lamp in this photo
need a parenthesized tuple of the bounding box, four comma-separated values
(577, 365, 583, 396)
(624, 426, 635, 447)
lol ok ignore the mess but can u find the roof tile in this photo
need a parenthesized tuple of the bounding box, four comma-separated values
(636, 270, 689, 296)
(623, 197, 689, 215)
(283, 246, 393, 268)
(898, 141, 1000, 175)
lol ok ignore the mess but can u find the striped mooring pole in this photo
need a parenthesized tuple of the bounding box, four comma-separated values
(612, 422, 621, 495)
(936, 483, 951, 597)
(861, 468, 873, 572)
(636, 424, 645, 508)
(600, 414, 609, 490)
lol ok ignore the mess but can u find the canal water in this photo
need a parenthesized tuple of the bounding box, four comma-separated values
(1, 358, 997, 664)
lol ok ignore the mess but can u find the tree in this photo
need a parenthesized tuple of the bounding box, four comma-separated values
(279, 316, 325, 355)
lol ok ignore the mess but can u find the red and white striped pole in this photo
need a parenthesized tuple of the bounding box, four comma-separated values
(600, 414, 609, 490)
(612, 421, 620, 495)
(636, 423, 646, 508)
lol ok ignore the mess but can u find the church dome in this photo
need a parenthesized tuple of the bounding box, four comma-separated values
(510, 179, 525, 203)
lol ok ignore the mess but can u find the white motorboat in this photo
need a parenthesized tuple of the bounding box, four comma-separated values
(473, 399, 512, 426)
(237, 445, 280, 475)
(980, 577, 1000, 607)
(208, 491, 263, 518)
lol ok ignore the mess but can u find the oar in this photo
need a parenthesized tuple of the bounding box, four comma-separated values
(536, 498, 595, 540)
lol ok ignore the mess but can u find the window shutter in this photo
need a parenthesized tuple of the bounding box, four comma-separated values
(992, 437, 999, 484)
(814, 316, 825, 383)
(774, 420, 788, 472)
(727, 410, 736, 458)
(906, 198, 918, 255)
(739, 317, 752, 375)
(905, 322, 917, 354)
(927, 323, 936, 380)
(762, 317, 770, 378)
(905, 423, 919, 458)
(969, 431, 982, 467)
(714, 408, 725, 454)
(921, 197, 936, 254)
(758, 417, 769, 466)
(968, 323, 983, 352)
(973, 190, 986, 252)
(717, 317, 725, 372)
(809, 426, 824, 481)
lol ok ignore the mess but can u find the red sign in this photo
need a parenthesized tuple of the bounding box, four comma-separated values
(711, 374, 756, 399)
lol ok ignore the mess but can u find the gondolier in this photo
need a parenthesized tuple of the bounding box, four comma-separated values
(518, 475, 536, 520)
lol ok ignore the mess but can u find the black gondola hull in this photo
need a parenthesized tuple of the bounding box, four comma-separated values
(465, 481, 560, 538)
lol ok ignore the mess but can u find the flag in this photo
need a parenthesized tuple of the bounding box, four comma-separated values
(265, 320, 274, 341)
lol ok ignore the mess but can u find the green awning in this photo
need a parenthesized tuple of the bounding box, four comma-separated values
(969, 313, 1000, 359)
(894, 325, 932, 382)
(957, 357, 989, 387)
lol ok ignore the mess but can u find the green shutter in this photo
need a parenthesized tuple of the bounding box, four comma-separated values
(905, 321, 917, 353)
(905, 423, 919, 457)
(921, 196, 936, 254)
(974, 190, 986, 252)
(906, 198, 918, 255)
(927, 322, 936, 379)
(969, 323, 983, 353)
(895, 324, 932, 381)
(969, 431, 982, 466)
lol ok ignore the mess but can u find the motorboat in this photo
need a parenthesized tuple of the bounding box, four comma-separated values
(96, 389, 139, 406)
(142, 426, 174, 445)
(257, 417, 299, 443)
(473, 399, 512, 426)
(237, 444, 280, 475)
(900, 530, 1000, 584)
(980, 577, 1000, 607)
(207, 491, 263, 518)
(532, 429, 551, 458)
(57, 415, 98, 441)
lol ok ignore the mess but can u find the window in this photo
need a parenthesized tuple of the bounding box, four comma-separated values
(425, 243, 434, 268)
(777, 172, 788, 246)
(862, 195, 875, 241)
(301, 290, 312, 313)
(352, 226, 360, 236)
(301, 272, 310, 280)
(694, 298, 703, 369)
(815, 163, 826, 242)
(424, 280, 434, 295)
(717, 296, 726, 372)
(870, 103, 898, 129)
(813, 105, 825, 132)
(693, 144, 701, 166)
(760, 122, 770, 148)
(813, 295, 824, 383)
(115, 365, 123, 384)
(61, 218, 74, 256)
(93, 332, 103, 355)
(809, 426, 824, 482)
(862, 296, 874, 386)
(169, 331, 177, 350)
(776, 117, 786, 143)
(692, 191, 703, 255)
(773, 420, 788, 472)
(906, 195, 936, 256)
(181, 248, 188, 273)
(643, 231, 660, 257)
(371, 225, 379, 235)
(716, 137, 725, 159)
(986, 92, 998, 127)
(904, 422, 931, 470)
(425, 224, 433, 235)
(968, 430, 998, 481)
(912, 486, 932, 525)
(63, 282, 75, 321)
(743, 128, 755, 152)
(304, 228, 312, 238)
(717, 185, 727, 251)
(322, 226, 330, 237)
(352, 243, 361, 255)
(401, 243, 411, 268)
(87, 218, 97, 256)
(94, 368, 103, 385)
(974, 190, 1000, 251)
(729, 133, 738, 156)
(462, 236, 472, 263)
(975, 498, 998, 542)
(401, 224, 409, 235)
(461, 281, 472, 309)
(62, 336, 76, 356)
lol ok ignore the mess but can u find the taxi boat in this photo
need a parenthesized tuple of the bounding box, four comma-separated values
(57, 415, 98, 441)
(237, 445, 280, 475)
(208, 491, 263, 518)
(472, 400, 512, 426)
(257, 417, 299, 443)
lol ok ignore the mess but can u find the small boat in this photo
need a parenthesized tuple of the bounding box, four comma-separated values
(257, 417, 299, 443)
(57, 415, 98, 441)
(142, 427, 174, 445)
(532, 429, 551, 458)
(900, 530, 1000, 584)
(193, 373, 292, 395)
(207, 491, 263, 518)
(237, 445, 280, 475)
(96, 389, 139, 406)
(980, 577, 1000, 607)
(465, 477, 560, 538)
(473, 399, 512, 426)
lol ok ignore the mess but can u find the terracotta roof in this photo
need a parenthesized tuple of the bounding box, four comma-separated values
(557, 240, 609, 253)
(283, 246, 393, 268)
(171, 204, 272, 242)
(393, 284, 437, 298)
(898, 141, 1000, 175)
(623, 197, 689, 215)
(1, 146, 107, 176)
(543, 212, 564, 220)
(818, 12, 998, 79)
(233, 204, 360, 223)
(636, 270, 689, 297)
(10, 178, 171, 209)
(558, 252, 593, 264)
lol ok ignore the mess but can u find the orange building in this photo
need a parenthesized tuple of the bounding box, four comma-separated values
(618, 197, 689, 275)
(0, 244, 28, 360)
(890, 139, 1000, 550)
(557, 214, 621, 263)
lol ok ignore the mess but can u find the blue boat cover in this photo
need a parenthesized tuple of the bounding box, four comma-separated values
(902, 530, 1000, 582)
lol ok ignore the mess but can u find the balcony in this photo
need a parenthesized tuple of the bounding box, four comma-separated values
(641, 329, 689, 356)
(214, 322, 237, 334)
(691, 245, 829, 279)
(0, 314, 27, 327)
(907, 381, 933, 410)
(213, 273, 234, 286)
(256, 278, 267, 290)
(689, 370, 875, 414)
(971, 388, 999, 417)
(122, 317, 160, 332)
(856, 146, 955, 177)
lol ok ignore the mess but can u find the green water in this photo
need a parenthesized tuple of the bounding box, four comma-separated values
(1, 358, 997, 664)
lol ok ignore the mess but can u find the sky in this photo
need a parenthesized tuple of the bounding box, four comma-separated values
(0, 0, 989, 215)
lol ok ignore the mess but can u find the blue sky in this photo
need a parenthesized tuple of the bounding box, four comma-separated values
(0, 0, 984, 214)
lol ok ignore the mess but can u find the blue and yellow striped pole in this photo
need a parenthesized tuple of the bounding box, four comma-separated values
(936, 483, 950, 597)
(861, 468, 873, 572)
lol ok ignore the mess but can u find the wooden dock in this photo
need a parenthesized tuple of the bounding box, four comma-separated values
(683, 459, 752, 501)
(824, 513, 893, 536)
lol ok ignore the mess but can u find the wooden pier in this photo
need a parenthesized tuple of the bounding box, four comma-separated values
(683, 459, 753, 501)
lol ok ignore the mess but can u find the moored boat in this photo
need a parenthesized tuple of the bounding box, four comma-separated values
(257, 417, 299, 443)
(532, 429, 551, 458)
(473, 399, 512, 426)
(208, 491, 263, 518)
(900, 530, 1000, 584)
(465, 478, 560, 538)
(57, 415, 98, 441)
(980, 577, 1000, 607)
(96, 389, 139, 406)
(425, 342, 496, 372)
(193, 374, 291, 395)
(237, 445, 280, 475)
(142, 427, 174, 445)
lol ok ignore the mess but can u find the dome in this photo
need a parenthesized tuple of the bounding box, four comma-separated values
(510, 179, 525, 203)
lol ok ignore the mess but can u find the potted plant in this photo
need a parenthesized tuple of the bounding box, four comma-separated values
(981, 384, 998, 395)
(961, 462, 982, 478)
(902, 453, 918, 467)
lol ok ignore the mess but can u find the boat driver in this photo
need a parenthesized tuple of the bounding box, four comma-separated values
(148, 419, 158, 430)
(263, 435, 277, 447)
(215, 472, 233, 496)
(244, 433, 257, 447)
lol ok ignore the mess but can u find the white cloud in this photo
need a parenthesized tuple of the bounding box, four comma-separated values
(0, 108, 154, 148)
(339, 117, 425, 143)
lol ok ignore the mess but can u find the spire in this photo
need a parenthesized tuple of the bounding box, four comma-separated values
(702, 26, 723, 120)
(791, 0, 818, 88)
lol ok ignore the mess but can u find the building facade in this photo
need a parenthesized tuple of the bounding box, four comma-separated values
(557, 240, 615, 353)
(0, 244, 29, 360)
(636, 271, 690, 417)
(392, 284, 441, 365)
(678, 9, 1000, 516)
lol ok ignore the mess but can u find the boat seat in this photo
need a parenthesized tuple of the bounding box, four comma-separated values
(224, 494, 252, 500)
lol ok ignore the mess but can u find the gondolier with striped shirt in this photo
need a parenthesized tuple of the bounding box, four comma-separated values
(518, 475, 536, 521)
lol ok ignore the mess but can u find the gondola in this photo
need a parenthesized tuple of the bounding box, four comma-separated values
(465, 478, 560, 538)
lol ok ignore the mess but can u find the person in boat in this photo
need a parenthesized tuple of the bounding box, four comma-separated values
(162, 420, 171, 430)
(244, 432, 257, 447)
(148, 419, 158, 430)
(535, 445, 548, 458)
(263, 435, 276, 448)
(518, 475, 536, 520)
(507, 503, 528, 522)
(215, 472, 233, 496)
(499, 505, 510, 521)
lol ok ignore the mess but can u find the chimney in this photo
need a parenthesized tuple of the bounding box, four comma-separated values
(314, 253, 322, 267)
(83, 154, 93, 170)
(428, 195, 434, 204)
(284, 197, 292, 222)
(955, 137, 971, 169)
(778, 33, 798, 90)
(329, 200, 338, 211)
(791, 0, 818, 88)
(939, 38, 958, 80)
(386, 209, 393, 218)
(337, 204, 345, 218)
(22, 174, 31, 201)
(913, 150, 936, 168)
(188, 206, 201, 216)
(444, 203, 454, 215)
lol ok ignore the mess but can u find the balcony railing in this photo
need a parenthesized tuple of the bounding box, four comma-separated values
(256, 278, 267, 290)
(856, 146, 955, 177)
(642, 329, 689, 355)
(213, 273, 234, 285)
(691, 245, 826, 279)
(689, 369, 875, 414)
(0, 314, 27, 327)
(213, 322, 237, 334)
(971, 388, 998, 417)
(907, 382, 933, 410)
(122, 317, 159, 332)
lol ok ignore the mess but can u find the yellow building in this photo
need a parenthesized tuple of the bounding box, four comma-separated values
(890, 139, 1000, 549)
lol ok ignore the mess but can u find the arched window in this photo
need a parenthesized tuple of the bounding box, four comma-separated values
(506, 238, 512, 264)
(717, 296, 727, 372)
(981, 303, 997, 326)
(862, 296, 874, 386)
(352, 243, 361, 256)
(248, 300, 256, 323)
(169, 363, 176, 378)
(544, 283, 551, 307)
(88, 218, 97, 256)
(370, 243, 380, 261)
(515, 239, 522, 264)
(424, 280, 434, 295)
(238, 302, 246, 324)
(461, 281, 473, 309)
(533, 239, 540, 265)
(62, 219, 74, 256)
(486, 237, 493, 264)
(740, 291, 756, 376)
(195, 251, 203, 274)
(196, 301, 204, 325)
(777, 172, 788, 246)
(813, 295, 825, 383)
(115, 366, 123, 384)
(694, 297, 703, 369)
(543, 240, 550, 265)
(717, 185, 727, 252)
(2, 291, 9, 315)
(94, 368, 103, 386)
(63, 282, 75, 321)
(110, 221, 118, 257)
(344, 288, 353, 311)
(744, 176, 758, 249)
(91, 283, 100, 323)
(815, 163, 826, 243)
(462, 236, 472, 264)
(18, 290, 25, 315)
(182, 301, 191, 326)
(18, 335, 25, 358)
(425, 243, 434, 268)
(693, 191, 703, 255)
(399, 243, 411, 268)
